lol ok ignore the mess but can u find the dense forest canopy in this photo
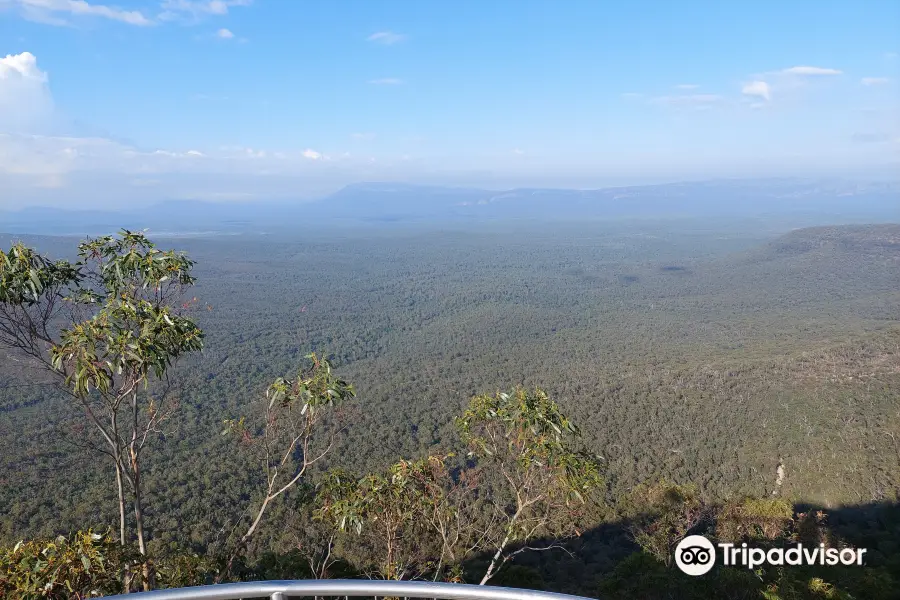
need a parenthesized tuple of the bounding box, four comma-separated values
(1, 217, 898, 597)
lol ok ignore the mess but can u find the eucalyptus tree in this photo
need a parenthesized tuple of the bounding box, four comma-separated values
(317, 389, 604, 585)
(455, 387, 604, 584)
(220, 353, 355, 579)
(0, 231, 204, 589)
(316, 455, 456, 581)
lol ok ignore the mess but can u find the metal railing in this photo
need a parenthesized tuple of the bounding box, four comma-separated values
(101, 580, 595, 600)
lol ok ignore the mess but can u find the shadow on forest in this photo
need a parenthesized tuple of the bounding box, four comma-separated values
(246, 499, 900, 598)
(459, 499, 900, 598)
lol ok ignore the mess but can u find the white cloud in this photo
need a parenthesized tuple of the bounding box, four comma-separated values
(10, 5, 71, 26)
(203, 0, 229, 14)
(512, 148, 525, 155)
(368, 78, 403, 85)
(351, 132, 376, 140)
(781, 66, 842, 76)
(3, 130, 330, 187)
(158, 0, 251, 22)
(741, 80, 770, 101)
(0, 55, 442, 208)
(0, 51, 47, 81)
(0, 52, 56, 133)
(0, 130, 410, 207)
(861, 77, 889, 86)
(153, 148, 209, 158)
(675, 84, 699, 90)
(366, 31, 405, 45)
(9, 0, 152, 26)
(0, 133, 130, 179)
(6, 0, 254, 26)
(739, 66, 840, 102)
(216, 27, 234, 38)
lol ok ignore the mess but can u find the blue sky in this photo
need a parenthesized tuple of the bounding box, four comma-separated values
(1, 0, 898, 208)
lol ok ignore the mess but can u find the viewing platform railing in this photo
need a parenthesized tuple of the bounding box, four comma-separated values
(101, 579, 595, 600)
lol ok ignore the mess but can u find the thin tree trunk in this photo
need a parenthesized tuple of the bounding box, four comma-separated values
(132, 461, 154, 591)
(107, 410, 128, 547)
(479, 532, 511, 585)
(132, 481, 146, 555)
(386, 531, 395, 580)
(114, 459, 132, 594)
(219, 494, 271, 582)
(479, 505, 523, 585)
(129, 390, 154, 591)
(115, 462, 126, 546)
(111, 413, 131, 594)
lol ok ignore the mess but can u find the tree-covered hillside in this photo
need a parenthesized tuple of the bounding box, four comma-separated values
(0, 221, 898, 597)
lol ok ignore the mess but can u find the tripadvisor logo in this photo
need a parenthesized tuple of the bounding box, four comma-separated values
(675, 535, 717, 576)
(675, 535, 867, 576)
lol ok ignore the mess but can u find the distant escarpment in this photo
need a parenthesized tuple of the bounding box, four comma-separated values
(762, 224, 900, 259)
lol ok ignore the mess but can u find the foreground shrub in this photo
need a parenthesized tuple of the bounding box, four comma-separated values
(0, 530, 218, 597)
(0, 530, 121, 599)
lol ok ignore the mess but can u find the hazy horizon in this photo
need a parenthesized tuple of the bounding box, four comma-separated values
(2, 0, 899, 210)
(1, 174, 897, 211)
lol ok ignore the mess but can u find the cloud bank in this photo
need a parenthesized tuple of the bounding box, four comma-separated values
(0, 51, 412, 207)
(3, 0, 253, 27)
(1, 50, 896, 210)
(781, 66, 842, 76)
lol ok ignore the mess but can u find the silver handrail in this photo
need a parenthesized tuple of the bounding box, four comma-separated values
(101, 579, 595, 600)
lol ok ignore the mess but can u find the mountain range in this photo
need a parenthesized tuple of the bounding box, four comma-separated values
(2, 178, 898, 235)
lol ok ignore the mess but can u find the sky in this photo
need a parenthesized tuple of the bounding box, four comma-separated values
(1, 0, 899, 209)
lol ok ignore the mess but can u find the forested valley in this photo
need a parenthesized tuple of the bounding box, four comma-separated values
(1, 219, 898, 599)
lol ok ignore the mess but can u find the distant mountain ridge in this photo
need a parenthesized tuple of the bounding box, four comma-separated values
(762, 224, 900, 258)
(2, 178, 898, 235)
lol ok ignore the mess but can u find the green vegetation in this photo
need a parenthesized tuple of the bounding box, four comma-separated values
(456, 388, 604, 584)
(219, 353, 355, 580)
(0, 231, 203, 591)
(1, 222, 898, 597)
